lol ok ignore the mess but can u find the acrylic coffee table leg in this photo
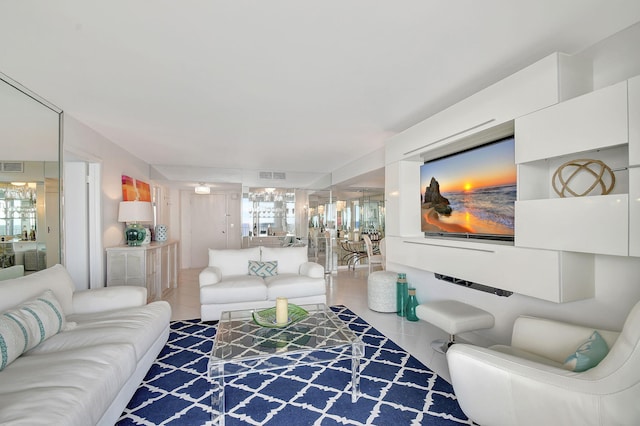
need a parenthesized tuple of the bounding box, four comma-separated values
(209, 362, 225, 426)
(350, 339, 366, 403)
(350, 355, 361, 403)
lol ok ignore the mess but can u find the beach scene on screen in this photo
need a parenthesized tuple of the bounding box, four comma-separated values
(420, 137, 517, 236)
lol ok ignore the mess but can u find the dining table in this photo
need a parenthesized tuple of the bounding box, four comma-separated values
(338, 238, 379, 269)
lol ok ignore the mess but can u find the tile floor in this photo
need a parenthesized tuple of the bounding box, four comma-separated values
(162, 266, 452, 382)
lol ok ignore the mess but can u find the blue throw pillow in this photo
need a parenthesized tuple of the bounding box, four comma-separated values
(248, 260, 278, 277)
(563, 330, 609, 372)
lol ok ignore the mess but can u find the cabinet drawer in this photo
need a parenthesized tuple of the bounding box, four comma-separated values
(630, 168, 640, 257)
(386, 236, 593, 303)
(629, 75, 640, 165)
(516, 81, 628, 163)
(515, 195, 629, 256)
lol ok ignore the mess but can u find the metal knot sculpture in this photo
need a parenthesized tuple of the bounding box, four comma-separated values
(552, 158, 615, 198)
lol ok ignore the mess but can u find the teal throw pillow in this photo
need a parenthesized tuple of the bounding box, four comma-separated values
(248, 260, 278, 277)
(563, 330, 609, 372)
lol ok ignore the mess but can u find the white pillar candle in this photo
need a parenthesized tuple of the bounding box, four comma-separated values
(275, 297, 289, 324)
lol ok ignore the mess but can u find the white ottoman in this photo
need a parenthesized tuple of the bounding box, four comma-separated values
(416, 300, 494, 352)
(367, 271, 398, 313)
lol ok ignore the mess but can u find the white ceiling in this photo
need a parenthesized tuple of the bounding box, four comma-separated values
(2, 1, 640, 190)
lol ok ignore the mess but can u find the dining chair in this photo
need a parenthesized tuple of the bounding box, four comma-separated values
(362, 234, 383, 274)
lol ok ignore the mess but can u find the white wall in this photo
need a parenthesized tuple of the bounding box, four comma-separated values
(0, 75, 59, 161)
(384, 23, 640, 346)
(63, 161, 89, 290)
(64, 114, 150, 284)
(331, 147, 385, 186)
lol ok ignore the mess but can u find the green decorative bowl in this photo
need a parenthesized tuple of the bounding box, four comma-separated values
(252, 304, 309, 328)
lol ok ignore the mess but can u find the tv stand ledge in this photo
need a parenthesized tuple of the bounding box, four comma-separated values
(386, 235, 594, 303)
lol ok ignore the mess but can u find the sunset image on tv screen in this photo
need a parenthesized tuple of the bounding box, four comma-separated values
(420, 136, 516, 238)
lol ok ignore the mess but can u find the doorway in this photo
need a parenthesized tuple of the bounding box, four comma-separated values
(63, 159, 102, 290)
(187, 192, 241, 268)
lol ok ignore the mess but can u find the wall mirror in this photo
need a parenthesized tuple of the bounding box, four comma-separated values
(243, 187, 297, 237)
(311, 188, 385, 240)
(309, 188, 384, 270)
(0, 72, 62, 272)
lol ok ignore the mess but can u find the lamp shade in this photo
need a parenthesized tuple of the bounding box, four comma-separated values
(118, 201, 153, 223)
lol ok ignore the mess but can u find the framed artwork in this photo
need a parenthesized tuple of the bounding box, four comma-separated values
(122, 175, 137, 201)
(136, 179, 151, 202)
(122, 175, 152, 202)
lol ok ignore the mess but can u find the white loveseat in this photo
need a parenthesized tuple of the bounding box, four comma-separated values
(0, 264, 171, 426)
(199, 246, 326, 321)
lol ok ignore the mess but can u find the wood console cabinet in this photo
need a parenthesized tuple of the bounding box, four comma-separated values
(106, 241, 178, 301)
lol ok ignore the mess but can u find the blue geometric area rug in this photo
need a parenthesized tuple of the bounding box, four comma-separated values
(117, 306, 473, 425)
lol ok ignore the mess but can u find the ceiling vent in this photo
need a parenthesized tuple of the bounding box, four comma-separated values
(1, 162, 24, 173)
(259, 171, 286, 180)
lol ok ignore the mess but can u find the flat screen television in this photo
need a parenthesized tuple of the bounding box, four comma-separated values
(420, 135, 516, 241)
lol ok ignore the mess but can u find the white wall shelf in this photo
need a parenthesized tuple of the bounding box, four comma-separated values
(515, 80, 629, 163)
(517, 145, 628, 201)
(515, 76, 638, 256)
(386, 236, 594, 303)
(629, 75, 640, 257)
(515, 195, 629, 256)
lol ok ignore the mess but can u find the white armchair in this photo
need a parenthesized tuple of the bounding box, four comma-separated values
(446, 300, 640, 426)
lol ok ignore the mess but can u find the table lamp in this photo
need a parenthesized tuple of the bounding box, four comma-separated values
(118, 201, 153, 246)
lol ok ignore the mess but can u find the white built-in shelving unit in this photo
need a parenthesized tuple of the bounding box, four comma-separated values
(629, 75, 640, 257)
(383, 52, 634, 303)
(515, 78, 638, 257)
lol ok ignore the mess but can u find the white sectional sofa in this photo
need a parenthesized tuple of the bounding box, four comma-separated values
(0, 265, 24, 281)
(0, 264, 171, 426)
(199, 246, 326, 321)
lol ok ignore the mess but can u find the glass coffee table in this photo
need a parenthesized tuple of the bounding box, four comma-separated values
(208, 303, 364, 425)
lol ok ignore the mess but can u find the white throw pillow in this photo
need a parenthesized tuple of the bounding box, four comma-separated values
(0, 289, 66, 371)
(208, 247, 261, 276)
(261, 246, 307, 274)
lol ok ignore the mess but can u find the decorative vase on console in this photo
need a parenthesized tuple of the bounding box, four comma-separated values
(155, 224, 168, 242)
(142, 227, 152, 245)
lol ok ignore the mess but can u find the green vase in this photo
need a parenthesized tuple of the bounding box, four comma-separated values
(405, 288, 419, 321)
(396, 273, 408, 317)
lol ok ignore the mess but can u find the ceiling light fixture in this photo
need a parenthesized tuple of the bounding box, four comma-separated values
(195, 183, 210, 195)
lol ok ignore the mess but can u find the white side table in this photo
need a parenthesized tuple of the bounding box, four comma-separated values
(367, 271, 398, 313)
